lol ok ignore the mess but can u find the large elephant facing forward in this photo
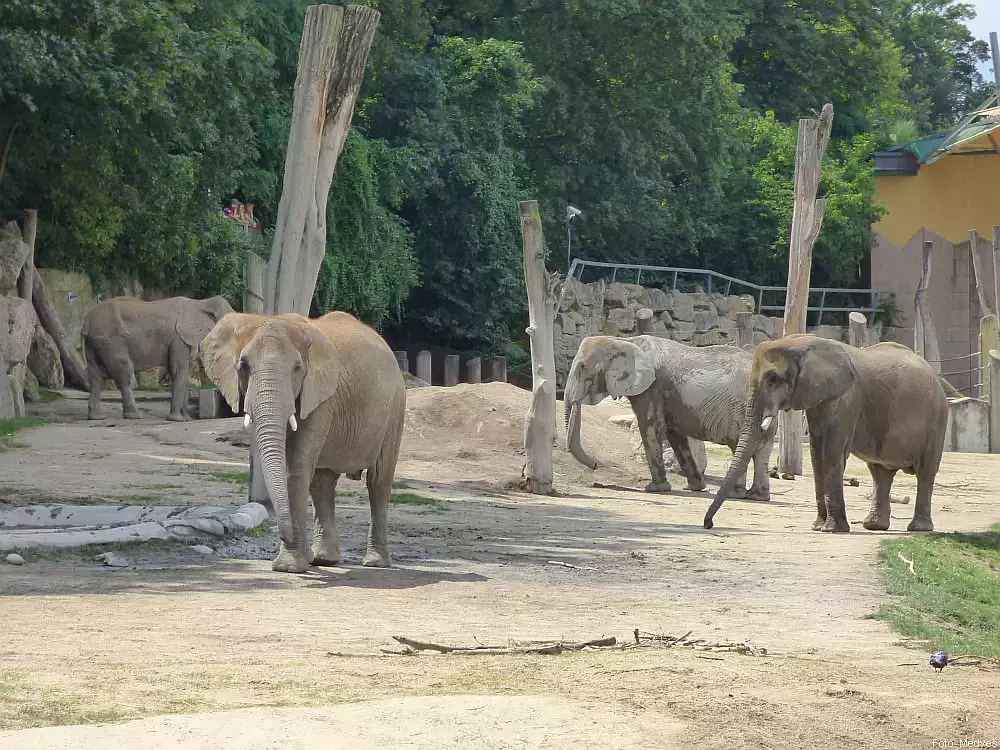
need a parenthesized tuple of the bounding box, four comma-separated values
(564, 335, 776, 499)
(200, 311, 406, 574)
(82, 295, 234, 421)
(704, 335, 948, 533)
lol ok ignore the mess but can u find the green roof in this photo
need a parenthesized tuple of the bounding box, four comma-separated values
(882, 103, 1000, 166)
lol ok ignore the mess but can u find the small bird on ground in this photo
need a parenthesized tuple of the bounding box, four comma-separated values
(930, 651, 949, 673)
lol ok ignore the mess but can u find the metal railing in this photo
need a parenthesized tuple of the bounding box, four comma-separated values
(557, 259, 889, 322)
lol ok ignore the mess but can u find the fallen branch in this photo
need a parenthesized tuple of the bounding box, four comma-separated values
(389, 635, 617, 656)
(630, 630, 767, 656)
(547, 560, 599, 572)
(593, 482, 645, 493)
(898, 552, 916, 576)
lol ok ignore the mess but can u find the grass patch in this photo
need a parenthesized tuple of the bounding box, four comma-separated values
(15, 538, 187, 563)
(390, 492, 442, 507)
(0, 417, 59, 452)
(202, 470, 250, 486)
(125, 483, 185, 491)
(392, 480, 411, 489)
(870, 523, 1000, 658)
(36, 388, 61, 404)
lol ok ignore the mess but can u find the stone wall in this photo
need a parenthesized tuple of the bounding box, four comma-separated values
(554, 278, 886, 385)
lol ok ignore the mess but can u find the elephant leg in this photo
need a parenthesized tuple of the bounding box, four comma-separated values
(634, 400, 670, 493)
(808, 428, 827, 531)
(664, 428, 705, 492)
(363, 460, 396, 569)
(863, 463, 895, 531)
(722, 446, 749, 499)
(272, 463, 314, 573)
(820, 431, 852, 533)
(310, 469, 341, 566)
(86, 341, 106, 420)
(109, 352, 140, 419)
(747, 442, 772, 502)
(908, 458, 938, 532)
(166, 340, 189, 422)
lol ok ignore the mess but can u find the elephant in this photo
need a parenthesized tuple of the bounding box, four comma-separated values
(82, 295, 234, 421)
(199, 310, 406, 574)
(564, 335, 776, 499)
(703, 334, 948, 533)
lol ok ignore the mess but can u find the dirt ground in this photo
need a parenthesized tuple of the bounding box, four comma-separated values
(1, 383, 999, 748)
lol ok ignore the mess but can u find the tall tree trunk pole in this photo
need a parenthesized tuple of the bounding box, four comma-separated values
(778, 103, 833, 476)
(969, 229, 994, 316)
(519, 200, 557, 495)
(264, 4, 380, 315)
(914, 240, 941, 374)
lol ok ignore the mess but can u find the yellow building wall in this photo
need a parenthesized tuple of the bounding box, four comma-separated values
(874, 153, 1000, 247)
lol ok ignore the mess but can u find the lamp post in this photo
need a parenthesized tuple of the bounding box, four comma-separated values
(565, 205, 582, 273)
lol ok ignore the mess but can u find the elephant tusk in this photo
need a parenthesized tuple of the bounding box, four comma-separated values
(761, 415, 773, 431)
(289, 414, 298, 432)
(244, 412, 251, 429)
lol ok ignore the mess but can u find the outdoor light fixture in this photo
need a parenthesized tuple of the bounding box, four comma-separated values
(565, 205, 582, 272)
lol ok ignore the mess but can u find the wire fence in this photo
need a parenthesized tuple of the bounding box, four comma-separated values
(926, 350, 985, 396)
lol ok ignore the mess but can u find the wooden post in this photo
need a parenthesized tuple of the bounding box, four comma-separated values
(466, 357, 482, 384)
(243, 251, 266, 314)
(914, 240, 941, 374)
(969, 230, 994, 316)
(778, 102, 834, 476)
(264, 5, 380, 315)
(416, 350, 431, 384)
(994, 226, 1000, 332)
(735, 312, 754, 352)
(519, 200, 557, 495)
(991, 350, 1000, 453)
(635, 308, 654, 334)
(16, 209, 36, 307)
(443, 354, 459, 386)
(491, 356, 507, 383)
(848, 312, 868, 348)
(393, 350, 408, 374)
(981, 315, 999, 402)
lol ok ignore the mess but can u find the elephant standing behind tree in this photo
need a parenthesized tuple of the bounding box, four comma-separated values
(564, 335, 776, 500)
(200, 310, 405, 574)
(82, 295, 234, 421)
(704, 335, 947, 533)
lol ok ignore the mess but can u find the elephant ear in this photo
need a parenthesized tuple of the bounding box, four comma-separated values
(177, 297, 230, 349)
(278, 314, 342, 420)
(605, 341, 656, 398)
(199, 313, 261, 412)
(781, 338, 857, 410)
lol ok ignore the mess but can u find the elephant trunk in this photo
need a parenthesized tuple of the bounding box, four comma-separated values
(566, 401, 599, 469)
(249, 373, 296, 549)
(704, 388, 769, 529)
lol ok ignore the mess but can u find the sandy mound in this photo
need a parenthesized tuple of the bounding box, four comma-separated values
(400, 383, 646, 488)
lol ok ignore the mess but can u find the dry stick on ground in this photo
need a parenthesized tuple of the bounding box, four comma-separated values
(390, 635, 617, 655)
(779, 103, 834, 477)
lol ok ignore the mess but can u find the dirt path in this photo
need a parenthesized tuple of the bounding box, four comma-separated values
(1, 385, 999, 747)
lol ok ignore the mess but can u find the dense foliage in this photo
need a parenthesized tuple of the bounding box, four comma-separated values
(0, 0, 992, 349)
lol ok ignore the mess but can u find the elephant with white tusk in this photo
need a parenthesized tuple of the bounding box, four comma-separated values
(703, 335, 948, 533)
(82, 295, 234, 421)
(200, 310, 406, 574)
(564, 335, 776, 499)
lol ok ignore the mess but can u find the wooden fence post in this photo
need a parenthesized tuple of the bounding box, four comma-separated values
(491, 356, 507, 383)
(969, 229, 994, 316)
(416, 350, 432, 384)
(519, 199, 557, 495)
(735, 312, 754, 352)
(778, 102, 833, 476)
(914, 240, 941, 373)
(466, 357, 482, 384)
(991, 350, 1000, 453)
(981, 315, 998, 402)
(443, 354, 460, 387)
(848, 311, 868, 348)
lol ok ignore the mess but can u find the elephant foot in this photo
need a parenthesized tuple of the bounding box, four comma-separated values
(87, 412, 107, 421)
(727, 485, 748, 500)
(811, 516, 826, 531)
(362, 548, 391, 568)
(746, 487, 770, 502)
(311, 555, 341, 567)
(644, 479, 672, 494)
(272, 548, 311, 574)
(311, 540, 341, 567)
(862, 513, 890, 531)
(166, 411, 187, 423)
(686, 476, 707, 492)
(123, 410, 142, 420)
(907, 517, 934, 532)
(821, 517, 851, 533)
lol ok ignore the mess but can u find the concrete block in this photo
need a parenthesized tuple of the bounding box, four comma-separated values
(198, 388, 221, 419)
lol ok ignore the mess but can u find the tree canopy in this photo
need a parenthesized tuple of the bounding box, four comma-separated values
(0, 0, 992, 352)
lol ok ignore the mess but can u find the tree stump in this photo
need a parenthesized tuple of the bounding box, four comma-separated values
(635, 308, 654, 335)
(848, 312, 868, 348)
(466, 357, 481, 384)
(443, 354, 460, 387)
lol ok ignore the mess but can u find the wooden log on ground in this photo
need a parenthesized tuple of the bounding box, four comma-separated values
(31, 272, 88, 390)
(778, 103, 833, 476)
(735, 312, 753, 352)
(466, 357, 481, 384)
(848, 312, 868, 348)
(969, 229, 994, 316)
(914, 240, 941, 374)
(519, 199, 557, 495)
(635, 307, 654, 335)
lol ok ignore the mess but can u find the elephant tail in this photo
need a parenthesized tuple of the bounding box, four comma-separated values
(80, 319, 89, 369)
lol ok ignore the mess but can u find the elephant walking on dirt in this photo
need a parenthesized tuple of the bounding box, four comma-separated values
(564, 335, 776, 499)
(199, 310, 406, 574)
(704, 335, 948, 533)
(82, 296, 234, 421)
